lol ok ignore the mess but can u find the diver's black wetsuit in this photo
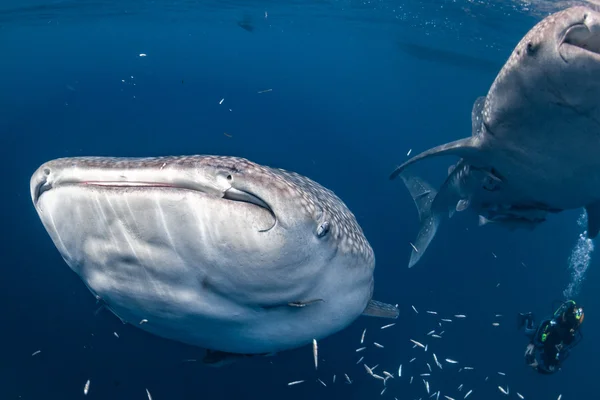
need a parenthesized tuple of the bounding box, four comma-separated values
(521, 314, 581, 374)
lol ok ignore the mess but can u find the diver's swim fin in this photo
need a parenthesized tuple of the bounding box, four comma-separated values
(399, 173, 442, 268)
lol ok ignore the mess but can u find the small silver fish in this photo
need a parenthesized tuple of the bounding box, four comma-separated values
(312, 339, 318, 370)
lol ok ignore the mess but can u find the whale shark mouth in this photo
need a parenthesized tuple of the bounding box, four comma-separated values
(561, 21, 600, 60)
(33, 177, 277, 231)
(35, 178, 268, 209)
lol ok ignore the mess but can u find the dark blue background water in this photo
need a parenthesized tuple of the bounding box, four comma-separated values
(1, 1, 596, 399)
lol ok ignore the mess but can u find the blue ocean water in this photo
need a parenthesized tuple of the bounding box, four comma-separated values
(0, 0, 596, 399)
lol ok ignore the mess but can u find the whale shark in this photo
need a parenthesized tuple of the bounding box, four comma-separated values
(30, 155, 398, 362)
(390, 6, 600, 240)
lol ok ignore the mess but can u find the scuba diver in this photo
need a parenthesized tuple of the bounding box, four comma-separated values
(517, 300, 584, 374)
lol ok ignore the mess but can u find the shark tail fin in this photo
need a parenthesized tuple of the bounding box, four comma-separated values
(389, 137, 479, 180)
(399, 173, 443, 268)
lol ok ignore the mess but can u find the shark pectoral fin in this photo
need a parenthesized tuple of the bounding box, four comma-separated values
(456, 199, 470, 212)
(471, 96, 487, 136)
(585, 202, 600, 239)
(399, 174, 442, 268)
(362, 300, 399, 319)
(389, 137, 480, 180)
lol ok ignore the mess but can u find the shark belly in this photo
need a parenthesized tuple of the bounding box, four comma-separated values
(484, 128, 600, 210)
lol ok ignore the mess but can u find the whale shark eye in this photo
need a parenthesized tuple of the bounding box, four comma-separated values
(526, 41, 538, 55)
(316, 221, 330, 238)
(217, 171, 234, 188)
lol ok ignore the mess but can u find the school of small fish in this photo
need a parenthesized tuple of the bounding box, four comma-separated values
(276, 304, 565, 400)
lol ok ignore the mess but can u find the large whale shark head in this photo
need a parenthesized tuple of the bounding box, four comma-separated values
(484, 5, 600, 135)
(31, 155, 396, 354)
